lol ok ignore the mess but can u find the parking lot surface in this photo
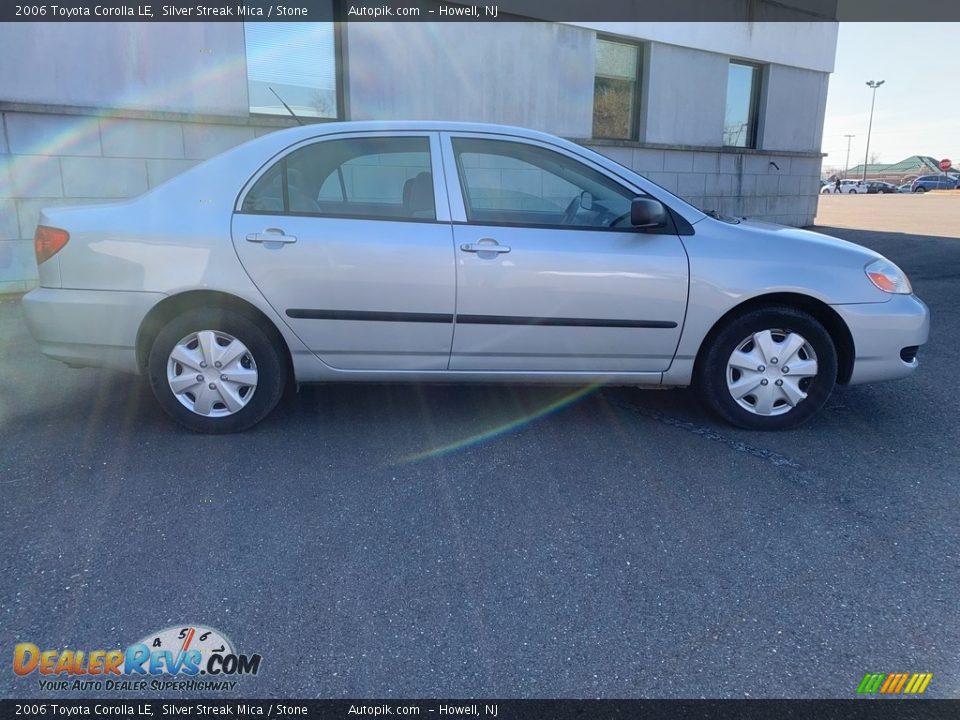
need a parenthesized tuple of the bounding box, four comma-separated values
(817, 192, 960, 238)
(0, 225, 957, 699)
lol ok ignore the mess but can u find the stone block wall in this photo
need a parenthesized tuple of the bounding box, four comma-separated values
(585, 143, 823, 228)
(0, 111, 286, 294)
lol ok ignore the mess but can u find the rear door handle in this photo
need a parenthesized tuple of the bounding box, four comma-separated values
(460, 241, 511, 254)
(246, 228, 297, 244)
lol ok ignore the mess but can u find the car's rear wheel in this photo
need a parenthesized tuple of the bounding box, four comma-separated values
(148, 307, 286, 433)
(695, 307, 838, 430)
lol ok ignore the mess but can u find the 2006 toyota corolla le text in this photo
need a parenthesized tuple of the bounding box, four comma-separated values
(22, 122, 929, 433)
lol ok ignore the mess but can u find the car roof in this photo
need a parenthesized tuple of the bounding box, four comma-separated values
(255, 120, 573, 144)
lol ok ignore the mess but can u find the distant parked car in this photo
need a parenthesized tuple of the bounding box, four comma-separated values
(911, 175, 959, 192)
(897, 183, 913, 193)
(865, 181, 897, 194)
(821, 180, 867, 194)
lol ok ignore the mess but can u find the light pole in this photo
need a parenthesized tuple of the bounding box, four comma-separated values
(862, 80, 885, 181)
(843, 134, 855, 179)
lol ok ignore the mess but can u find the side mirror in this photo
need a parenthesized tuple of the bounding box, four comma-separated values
(579, 191, 593, 211)
(630, 197, 668, 229)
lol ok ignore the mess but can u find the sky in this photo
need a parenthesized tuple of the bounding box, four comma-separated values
(821, 22, 960, 172)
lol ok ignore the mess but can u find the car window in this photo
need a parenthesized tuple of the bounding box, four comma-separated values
(451, 137, 637, 229)
(242, 136, 435, 221)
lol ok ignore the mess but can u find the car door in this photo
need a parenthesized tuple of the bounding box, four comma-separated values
(232, 132, 456, 370)
(440, 133, 688, 373)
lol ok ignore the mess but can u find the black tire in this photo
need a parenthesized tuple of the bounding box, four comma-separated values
(694, 306, 838, 430)
(914, 187, 927, 193)
(147, 307, 287, 433)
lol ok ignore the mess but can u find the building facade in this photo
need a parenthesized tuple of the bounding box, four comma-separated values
(0, 19, 838, 294)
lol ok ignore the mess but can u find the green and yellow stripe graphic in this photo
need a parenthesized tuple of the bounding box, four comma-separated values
(857, 672, 933, 695)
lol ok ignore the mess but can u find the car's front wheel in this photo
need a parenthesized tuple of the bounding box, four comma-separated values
(914, 186, 927, 193)
(148, 307, 287, 433)
(695, 307, 838, 430)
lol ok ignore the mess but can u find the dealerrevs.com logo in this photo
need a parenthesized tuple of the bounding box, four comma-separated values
(13, 625, 262, 692)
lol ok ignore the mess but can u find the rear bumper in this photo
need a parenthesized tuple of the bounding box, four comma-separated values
(22, 287, 165, 374)
(833, 294, 930, 385)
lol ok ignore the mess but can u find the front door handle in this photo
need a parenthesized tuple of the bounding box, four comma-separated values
(460, 240, 511, 254)
(246, 228, 298, 244)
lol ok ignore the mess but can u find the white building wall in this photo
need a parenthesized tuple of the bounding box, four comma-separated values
(573, 21, 838, 73)
(0, 22, 249, 115)
(641, 43, 728, 147)
(760, 64, 830, 152)
(344, 22, 596, 138)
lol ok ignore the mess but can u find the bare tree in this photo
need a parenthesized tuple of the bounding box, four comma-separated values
(309, 90, 335, 119)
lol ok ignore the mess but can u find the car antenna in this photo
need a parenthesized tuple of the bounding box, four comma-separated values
(269, 87, 304, 126)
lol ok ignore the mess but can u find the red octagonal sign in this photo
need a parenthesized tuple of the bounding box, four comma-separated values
(940, 158, 952, 171)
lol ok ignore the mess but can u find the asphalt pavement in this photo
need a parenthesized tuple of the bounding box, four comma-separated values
(0, 226, 957, 699)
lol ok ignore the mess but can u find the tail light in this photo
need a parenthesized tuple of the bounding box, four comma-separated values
(34, 225, 69, 265)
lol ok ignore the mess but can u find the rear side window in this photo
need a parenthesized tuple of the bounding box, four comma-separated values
(241, 136, 435, 220)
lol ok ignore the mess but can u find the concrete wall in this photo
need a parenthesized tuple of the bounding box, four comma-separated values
(575, 21, 839, 73)
(585, 143, 823, 227)
(641, 43, 728, 147)
(0, 23, 249, 116)
(344, 22, 596, 138)
(0, 111, 287, 294)
(759, 64, 830, 152)
(637, 42, 830, 154)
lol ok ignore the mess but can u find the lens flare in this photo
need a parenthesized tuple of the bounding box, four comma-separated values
(7, 26, 253, 197)
(400, 383, 602, 464)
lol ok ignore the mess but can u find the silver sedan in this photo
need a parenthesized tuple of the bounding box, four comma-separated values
(22, 122, 929, 433)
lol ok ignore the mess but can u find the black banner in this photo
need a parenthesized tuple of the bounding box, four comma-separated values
(2, 0, 960, 23)
(1, 700, 959, 720)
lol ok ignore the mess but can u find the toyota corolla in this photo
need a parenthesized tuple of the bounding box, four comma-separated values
(22, 122, 929, 433)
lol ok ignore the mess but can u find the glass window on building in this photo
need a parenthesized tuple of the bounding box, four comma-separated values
(724, 61, 762, 148)
(592, 38, 641, 140)
(244, 21, 338, 119)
